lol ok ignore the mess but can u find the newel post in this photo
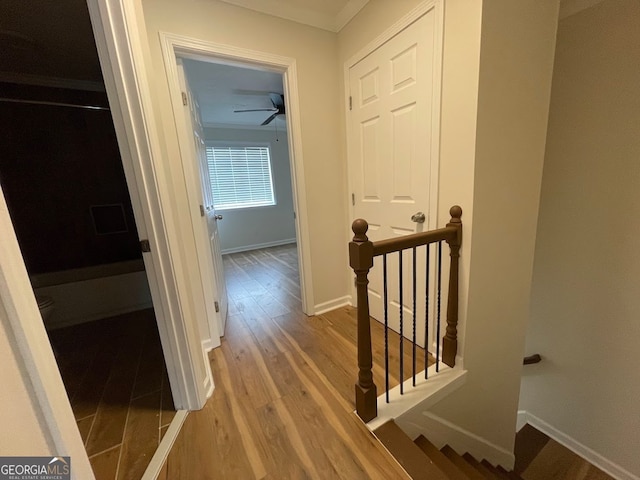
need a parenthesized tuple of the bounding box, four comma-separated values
(349, 219, 377, 422)
(442, 205, 462, 367)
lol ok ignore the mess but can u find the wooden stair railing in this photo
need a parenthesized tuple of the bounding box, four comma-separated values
(349, 206, 463, 422)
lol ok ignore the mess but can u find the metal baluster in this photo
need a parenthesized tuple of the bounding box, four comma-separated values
(383, 254, 389, 403)
(425, 243, 430, 379)
(412, 247, 417, 387)
(399, 250, 404, 394)
(436, 241, 442, 373)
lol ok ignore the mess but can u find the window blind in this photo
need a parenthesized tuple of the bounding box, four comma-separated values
(205, 146, 276, 210)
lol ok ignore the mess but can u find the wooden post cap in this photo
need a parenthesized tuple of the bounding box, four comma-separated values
(449, 205, 462, 223)
(351, 219, 369, 242)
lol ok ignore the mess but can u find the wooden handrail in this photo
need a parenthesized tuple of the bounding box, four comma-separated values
(372, 226, 456, 256)
(349, 206, 462, 422)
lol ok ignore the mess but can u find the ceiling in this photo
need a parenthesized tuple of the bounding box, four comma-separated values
(217, 0, 369, 32)
(183, 59, 286, 128)
(0, 0, 607, 110)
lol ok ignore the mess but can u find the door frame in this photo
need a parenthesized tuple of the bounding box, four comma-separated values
(0, 187, 96, 479)
(343, 0, 445, 301)
(158, 31, 315, 317)
(86, 0, 211, 411)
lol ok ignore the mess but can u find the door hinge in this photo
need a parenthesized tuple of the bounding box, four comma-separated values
(181, 91, 188, 106)
(199, 204, 205, 217)
(293, 211, 297, 219)
(140, 239, 151, 253)
(214, 301, 220, 313)
(351, 193, 355, 206)
(349, 96, 353, 111)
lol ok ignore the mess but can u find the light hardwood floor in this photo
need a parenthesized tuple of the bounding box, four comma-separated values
(156, 244, 616, 480)
(515, 424, 614, 480)
(158, 244, 430, 479)
(47, 309, 175, 480)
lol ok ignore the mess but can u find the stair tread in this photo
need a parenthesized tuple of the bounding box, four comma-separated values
(441, 445, 487, 480)
(497, 466, 523, 480)
(414, 436, 471, 480)
(481, 459, 513, 480)
(374, 421, 448, 480)
(462, 453, 496, 479)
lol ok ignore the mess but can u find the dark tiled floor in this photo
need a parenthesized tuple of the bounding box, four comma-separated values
(47, 309, 175, 480)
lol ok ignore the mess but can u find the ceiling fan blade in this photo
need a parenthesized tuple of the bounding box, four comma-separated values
(234, 108, 278, 113)
(269, 93, 284, 109)
(261, 112, 279, 126)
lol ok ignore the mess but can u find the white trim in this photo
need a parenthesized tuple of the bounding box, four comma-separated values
(365, 364, 467, 432)
(516, 410, 529, 432)
(519, 411, 640, 480)
(0, 188, 95, 480)
(334, 0, 370, 31)
(313, 296, 352, 315)
(344, 0, 440, 70)
(202, 340, 214, 394)
(398, 410, 515, 470)
(157, 32, 315, 317)
(221, 238, 296, 255)
(216, 0, 369, 32)
(141, 410, 189, 480)
(343, 0, 445, 300)
(86, 0, 211, 410)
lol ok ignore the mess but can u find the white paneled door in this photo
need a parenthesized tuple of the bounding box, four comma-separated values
(177, 59, 229, 338)
(349, 11, 439, 347)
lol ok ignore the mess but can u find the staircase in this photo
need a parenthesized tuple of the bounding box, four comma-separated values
(375, 420, 522, 480)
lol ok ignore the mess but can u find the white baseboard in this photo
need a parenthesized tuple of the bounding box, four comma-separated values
(516, 410, 529, 432)
(397, 410, 515, 470)
(141, 410, 189, 480)
(313, 296, 352, 315)
(367, 364, 467, 432)
(519, 411, 639, 480)
(220, 238, 296, 255)
(202, 338, 216, 352)
(202, 340, 214, 399)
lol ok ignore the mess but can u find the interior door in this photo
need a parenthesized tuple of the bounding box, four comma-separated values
(349, 12, 437, 347)
(177, 59, 229, 338)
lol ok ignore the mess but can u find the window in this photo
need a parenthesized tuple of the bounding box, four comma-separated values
(205, 145, 276, 210)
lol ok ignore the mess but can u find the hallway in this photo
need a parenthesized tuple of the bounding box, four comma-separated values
(157, 244, 425, 478)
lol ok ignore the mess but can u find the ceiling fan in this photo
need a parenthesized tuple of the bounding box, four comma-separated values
(234, 92, 285, 126)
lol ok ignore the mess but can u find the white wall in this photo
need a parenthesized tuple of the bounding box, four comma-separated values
(139, 0, 348, 310)
(520, 1, 640, 476)
(340, 0, 559, 460)
(203, 127, 296, 254)
(429, 0, 559, 458)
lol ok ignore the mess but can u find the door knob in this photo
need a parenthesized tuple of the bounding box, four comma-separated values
(411, 212, 425, 223)
(214, 214, 223, 220)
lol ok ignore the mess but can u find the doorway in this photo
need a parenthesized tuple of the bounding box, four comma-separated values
(0, 82, 176, 479)
(160, 32, 314, 341)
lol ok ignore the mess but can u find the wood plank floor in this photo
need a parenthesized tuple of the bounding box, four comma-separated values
(514, 424, 614, 480)
(158, 244, 434, 479)
(47, 309, 175, 480)
(155, 244, 614, 479)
